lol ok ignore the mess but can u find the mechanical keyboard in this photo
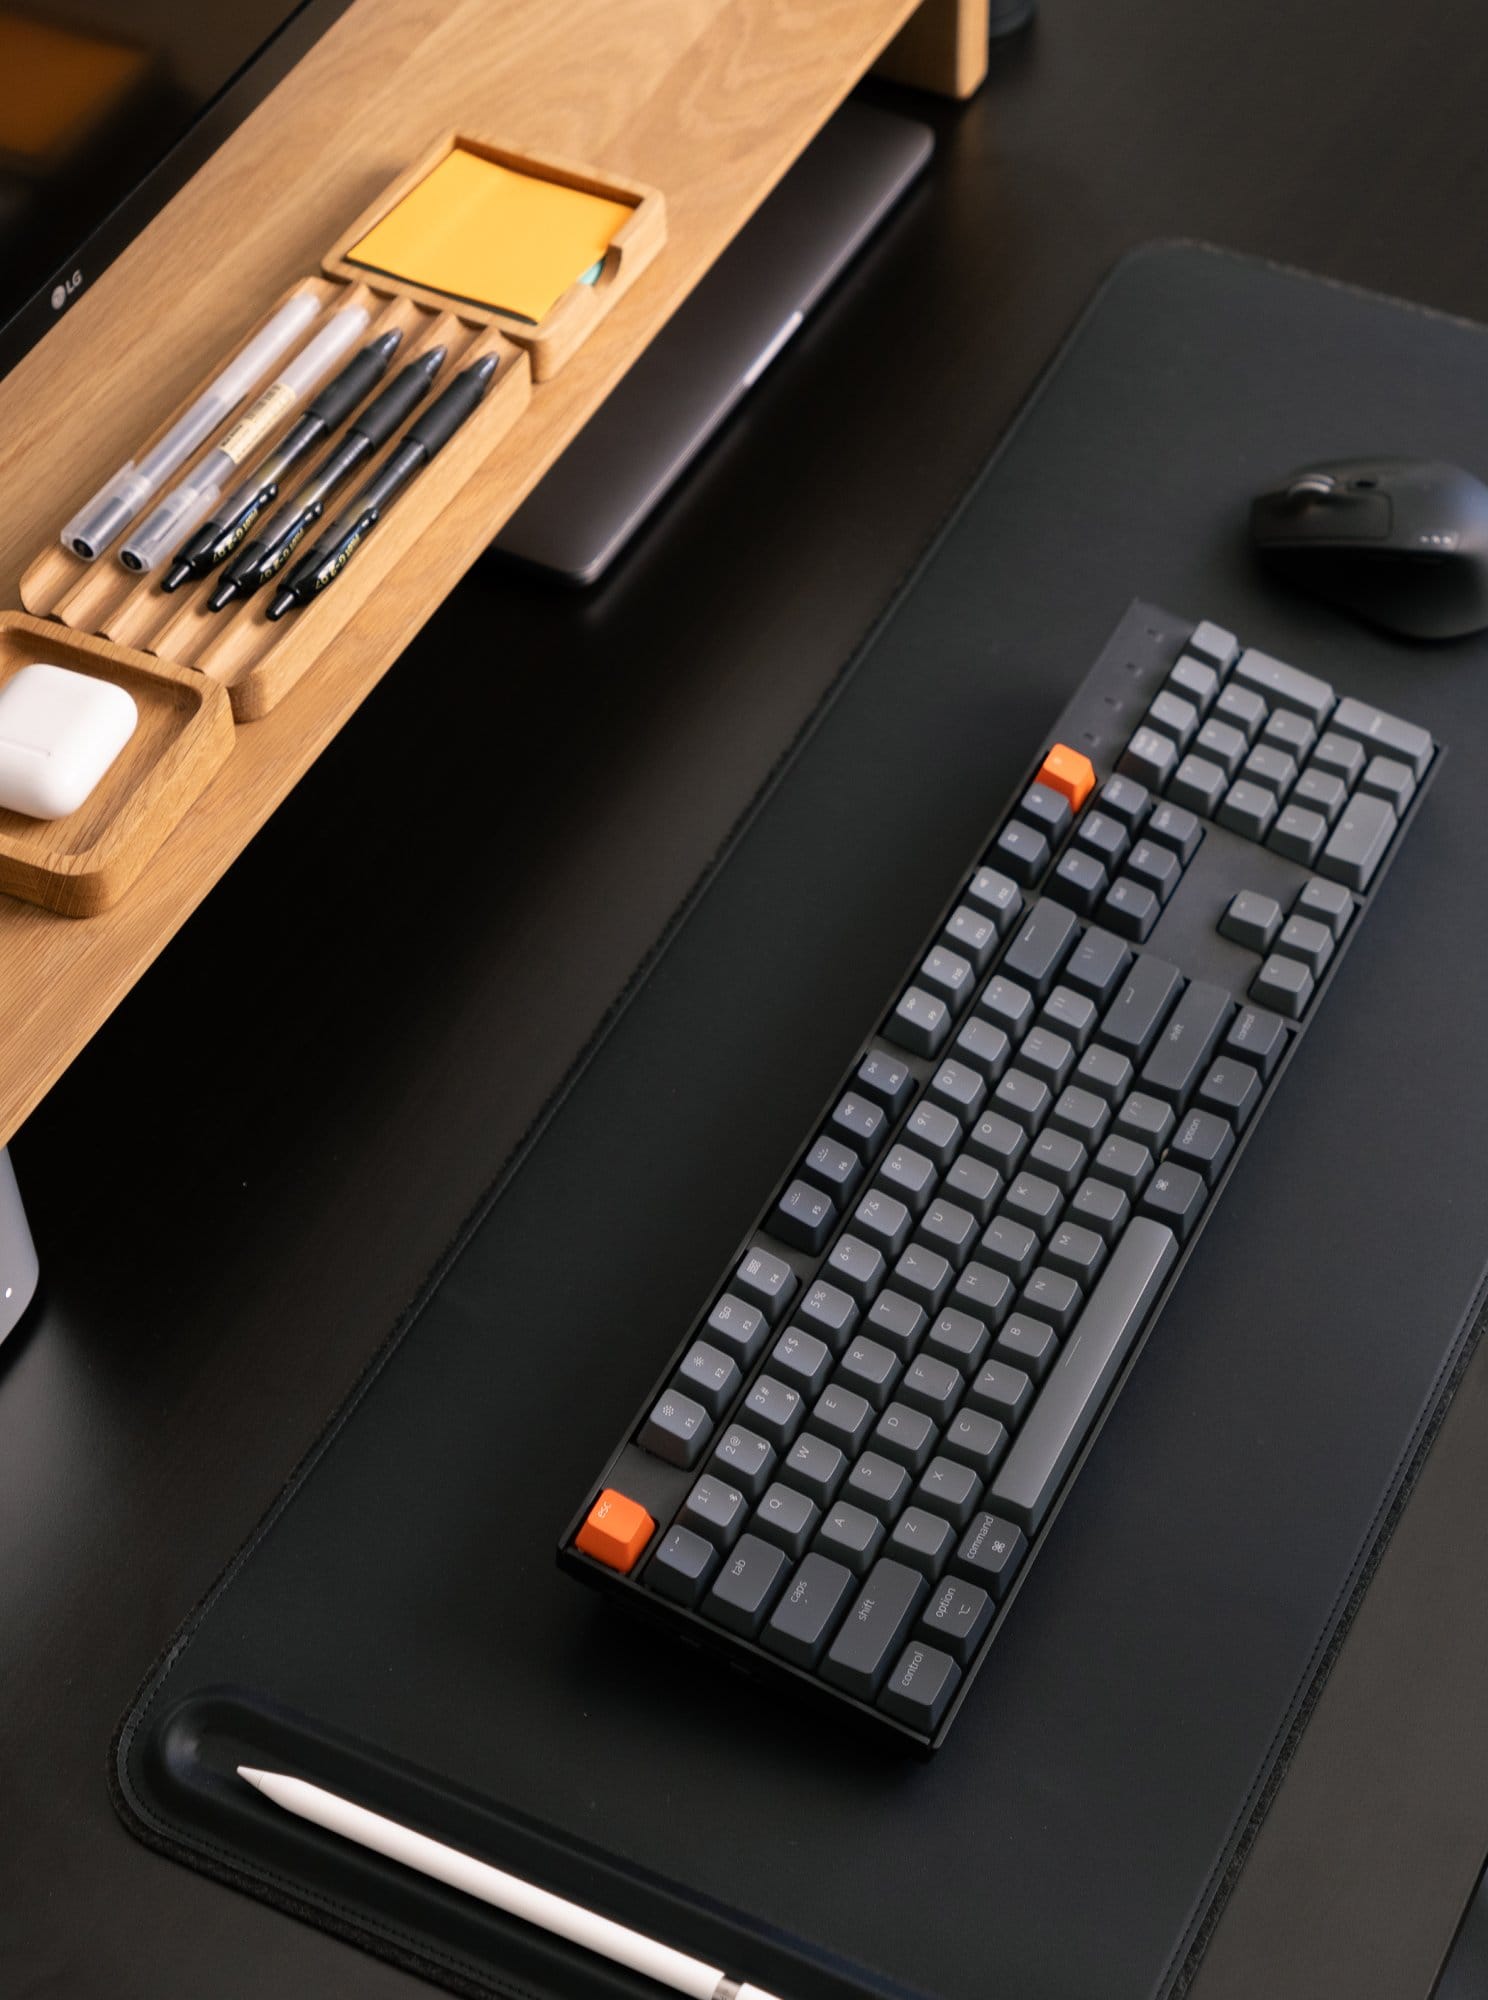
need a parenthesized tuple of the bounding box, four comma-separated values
(559, 601, 1439, 1750)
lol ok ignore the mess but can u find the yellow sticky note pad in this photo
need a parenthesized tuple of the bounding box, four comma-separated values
(347, 149, 632, 325)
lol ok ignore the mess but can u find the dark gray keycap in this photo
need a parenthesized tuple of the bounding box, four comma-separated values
(846, 1450, 912, 1522)
(1241, 743, 1298, 796)
(1046, 1221, 1106, 1287)
(830, 1092, 888, 1158)
(1021, 780, 1074, 838)
(754, 1481, 820, 1557)
(815, 1499, 885, 1574)
(1118, 725, 1178, 790)
(1276, 913, 1334, 976)
(706, 1292, 770, 1366)
(822, 1558, 928, 1698)
(1040, 983, 1099, 1049)
(1093, 1134, 1153, 1198)
(1169, 1107, 1235, 1185)
(950, 1259, 1015, 1330)
(826, 1233, 887, 1302)
(1218, 778, 1278, 841)
(889, 1506, 956, 1580)
(995, 1068, 1052, 1132)
(705, 1532, 789, 1636)
(888, 984, 950, 1057)
(1100, 953, 1183, 1062)
(1139, 978, 1233, 1108)
(1169, 753, 1227, 816)
(710, 1424, 775, 1500)
(1188, 618, 1238, 668)
(899, 1352, 963, 1424)
(762, 1552, 855, 1668)
(1329, 695, 1433, 778)
(836, 1334, 900, 1410)
(1293, 765, 1348, 823)
(926, 1305, 990, 1371)
(682, 1473, 748, 1547)
(1148, 796, 1210, 867)
(967, 1357, 1034, 1425)
(1127, 838, 1182, 903)
(640, 1388, 712, 1467)
(1048, 1084, 1110, 1152)
(905, 1100, 964, 1169)
(953, 1017, 1012, 1084)
(1003, 1170, 1062, 1238)
(874, 1400, 938, 1473)
(1215, 682, 1267, 740)
(1294, 876, 1352, 937)
(892, 1244, 954, 1312)
(1074, 808, 1130, 867)
(916, 1457, 984, 1532)
(967, 1109, 1027, 1177)
(943, 901, 1001, 972)
(1231, 646, 1334, 724)
(876, 1144, 937, 1218)
(796, 1277, 860, 1350)
(1195, 717, 1247, 776)
(1019, 1266, 1083, 1335)
(1358, 754, 1415, 813)
(920, 944, 976, 1011)
(1252, 951, 1314, 1019)
(1219, 888, 1281, 951)
(647, 1526, 718, 1607)
(812, 1384, 874, 1454)
(980, 1215, 1040, 1283)
(773, 1177, 837, 1253)
(1052, 846, 1107, 915)
(779, 1431, 846, 1505)
(1146, 688, 1199, 751)
(735, 1245, 796, 1320)
(771, 1326, 832, 1397)
(1069, 1173, 1133, 1241)
(1075, 1042, 1134, 1103)
(856, 1046, 916, 1115)
(1019, 1026, 1076, 1090)
(1031, 1123, 1092, 1189)
(941, 1406, 1009, 1477)
(978, 973, 1035, 1038)
(917, 1573, 994, 1662)
(1268, 804, 1328, 865)
(987, 1218, 1178, 1530)
(1169, 653, 1220, 708)
(882, 1638, 964, 1739)
(854, 1188, 913, 1259)
(917, 1197, 979, 1267)
(801, 1133, 863, 1202)
(953, 1512, 1028, 1599)
(995, 818, 1051, 886)
(1002, 898, 1080, 998)
(1114, 1089, 1175, 1150)
(1196, 1056, 1262, 1132)
(966, 866, 1023, 929)
(994, 1311, 1059, 1381)
(1319, 792, 1397, 889)
(943, 1153, 1003, 1224)
(743, 1374, 805, 1447)
(1224, 1003, 1288, 1078)
(866, 1288, 928, 1359)
(1312, 730, 1366, 784)
(1137, 1162, 1207, 1240)
(1101, 876, 1160, 942)
(928, 1059, 987, 1124)
(677, 1338, 743, 1415)
(1262, 707, 1316, 760)
(1098, 772, 1150, 825)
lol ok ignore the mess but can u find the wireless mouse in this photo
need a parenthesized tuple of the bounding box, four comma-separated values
(1250, 456, 1488, 639)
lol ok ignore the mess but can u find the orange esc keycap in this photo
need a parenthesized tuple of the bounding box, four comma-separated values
(576, 1489, 655, 1573)
(1037, 742, 1097, 811)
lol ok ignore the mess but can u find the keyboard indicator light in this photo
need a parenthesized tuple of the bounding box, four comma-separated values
(1037, 744, 1097, 810)
(577, 1489, 655, 1572)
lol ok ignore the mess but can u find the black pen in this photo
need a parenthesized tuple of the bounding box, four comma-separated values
(160, 330, 405, 592)
(209, 346, 448, 610)
(265, 353, 499, 621)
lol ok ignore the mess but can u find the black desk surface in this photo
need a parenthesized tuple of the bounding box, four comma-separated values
(6, 4, 1488, 1996)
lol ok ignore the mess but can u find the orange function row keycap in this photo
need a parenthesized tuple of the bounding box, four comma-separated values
(576, 1488, 655, 1572)
(1036, 743, 1097, 811)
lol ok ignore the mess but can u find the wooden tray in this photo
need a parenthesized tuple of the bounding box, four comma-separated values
(0, 613, 234, 917)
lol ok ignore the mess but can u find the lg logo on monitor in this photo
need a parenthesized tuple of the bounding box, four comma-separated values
(50, 270, 84, 311)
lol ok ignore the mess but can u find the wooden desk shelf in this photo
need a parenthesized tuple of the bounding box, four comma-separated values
(0, 0, 985, 1148)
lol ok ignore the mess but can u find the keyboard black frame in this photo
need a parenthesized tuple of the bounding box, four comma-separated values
(558, 600, 1442, 1753)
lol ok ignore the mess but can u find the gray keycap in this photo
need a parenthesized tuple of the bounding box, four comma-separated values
(677, 1338, 742, 1415)
(943, 901, 1001, 972)
(980, 1216, 1040, 1283)
(1188, 619, 1238, 668)
(1218, 888, 1281, 951)
(874, 1400, 938, 1473)
(889, 984, 950, 1057)
(1169, 1107, 1235, 1185)
(1214, 682, 1266, 739)
(1217, 778, 1278, 841)
(1052, 846, 1107, 918)
(967, 1357, 1033, 1425)
(1231, 646, 1334, 724)
(920, 944, 976, 1010)
(779, 1431, 846, 1505)
(1139, 978, 1233, 1107)
(917, 1573, 993, 1662)
(1292, 765, 1347, 823)
(1195, 717, 1247, 775)
(978, 973, 1035, 1038)
(928, 1057, 987, 1123)
(640, 1388, 712, 1467)
(952, 1017, 1012, 1084)
(966, 866, 1023, 928)
(906, 1100, 964, 1169)
(854, 1188, 913, 1259)
(1268, 804, 1328, 864)
(1169, 753, 1227, 816)
(915, 1457, 984, 1532)
(1251, 951, 1314, 1020)
(1241, 744, 1298, 796)
(1046, 1221, 1106, 1287)
(892, 1244, 953, 1312)
(1168, 654, 1219, 708)
(801, 1135, 863, 1203)
(866, 1288, 928, 1358)
(893, 1352, 958, 1425)
(1276, 913, 1334, 977)
(1074, 809, 1130, 867)
(812, 1384, 874, 1454)
(950, 1259, 1015, 1330)
(796, 1278, 860, 1350)
(1262, 707, 1316, 760)
(942, 1153, 1003, 1224)
(941, 1406, 1009, 1477)
(762, 1552, 855, 1668)
(1019, 1027, 1076, 1090)
(743, 1374, 804, 1447)
(826, 1233, 887, 1302)
(822, 1558, 928, 1698)
(682, 1474, 747, 1547)
(1040, 983, 1099, 1049)
(837, 1334, 900, 1410)
(917, 1198, 978, 1267)
(1075, 1042, 1133, 1104)
(646, 1526, 718, 1607)
(1311, 730, 1366, 783)
(994, 1068, 1052, 1132)
(1032, 1122, 1093, 1189)
(1146, 689, 1199, 751)
(771, 1326, 832, 1397)
(1093, 1134, 1153, 1199)
(706, 1292, 770, 1366)
(889, 1505, 956, 1580)
(1114, 1089, 1175, 1150)
(754, 1481, 819, 1557)
(968, 1110, 1027, 1176)
(1358, 754, 1416, 813)
(846, 1449, 911, 1522)
(1319, 792, 1397, 889)
(1067, 925, 1132, 1003)
(1002, 898, 1080, 998)
(735, 1246, 796, 1320)
(953, 1512, 1027, 1599)
(1019, 1267, 1083, 1335)
(1101, 876, 1161, 942)
(1294, 876, 1352, 937)
(1100, 953, 1183, 1062)
(705, 1532, 789, 1636)
(988, 1219, 1179, 1530)
(1224, 1003, 1289, 1078)
(876, 1144, 937, 1218)
(1118, 726, 1178, 790)
(815, 1498, 885, 1574)
(1069, 1173, 1133, 1240)
(1148, 800, 1208, 860)
(994, 1311, 1059, 1381)
(1003, 1170, 1062, 1237)
(710, 1424, 775, 1500)
(1196, 1056, 1262, 1132)
(1330, 696, 1433, 777)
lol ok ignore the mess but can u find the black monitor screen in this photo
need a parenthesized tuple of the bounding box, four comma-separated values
(0, 1, 351, 376)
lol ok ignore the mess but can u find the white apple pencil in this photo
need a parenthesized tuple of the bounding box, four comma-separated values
(237, 1766, 784, 2000)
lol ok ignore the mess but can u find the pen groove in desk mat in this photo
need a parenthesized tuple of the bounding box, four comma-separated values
(116, 245, 1488, 2000)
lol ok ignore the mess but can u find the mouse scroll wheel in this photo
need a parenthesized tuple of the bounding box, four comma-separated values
(1284, 474, 1340, 504)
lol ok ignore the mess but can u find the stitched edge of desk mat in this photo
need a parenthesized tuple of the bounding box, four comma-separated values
(108, 240, 1488, 2000)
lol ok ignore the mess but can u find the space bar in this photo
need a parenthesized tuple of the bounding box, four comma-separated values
(987, 1218, 1179, 1533)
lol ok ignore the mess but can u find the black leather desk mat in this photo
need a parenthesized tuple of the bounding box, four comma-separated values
(116, 245, 1488, 2000)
